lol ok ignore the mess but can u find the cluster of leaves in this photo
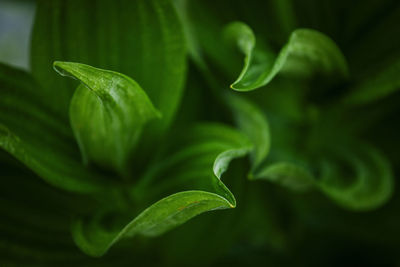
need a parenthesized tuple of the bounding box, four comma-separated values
(1, 0, 400, 266)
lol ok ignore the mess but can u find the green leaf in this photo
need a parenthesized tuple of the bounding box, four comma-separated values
(254, 162, 315, 192)
(72, 123, 253, 257)
(223, 21, 259, 87)
(31, 0, 186, 138)
(317, 142, 394, 211)
(176, 0, 300, 74)
(73, 191, 232, 257)
(224, 23, 349, 91)
(54, 61, 160, 173)
(253, 141, 394, 211)
(0, 63, 112, 193)
(224, 93, 270, 170)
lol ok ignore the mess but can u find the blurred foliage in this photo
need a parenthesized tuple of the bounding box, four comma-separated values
(0, 0, 399, 266)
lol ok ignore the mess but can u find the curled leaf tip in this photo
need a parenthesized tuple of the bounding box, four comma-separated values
(54, 61, 160, 173)
(224, 22, 349, 92)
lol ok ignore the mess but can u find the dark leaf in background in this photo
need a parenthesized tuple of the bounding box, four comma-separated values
(0, 63, 112, 193)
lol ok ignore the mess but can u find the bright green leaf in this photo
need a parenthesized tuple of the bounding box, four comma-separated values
(225, 23, 349, 91)
(54, 61, 160, 173)
(31, 0, 186, 139)
(72, 123, 253, 257)
(73, 191, 233, 257)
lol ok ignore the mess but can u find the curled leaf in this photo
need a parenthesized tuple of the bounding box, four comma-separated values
(54, 62, 160, 173)
(31, 0, 186, 136)
(253, 142, 393, 211)
(72, 123, 253, 256)
(317, 142, 394, 211)
(73, 191, 232, 257)
(224, 22, 349, 91)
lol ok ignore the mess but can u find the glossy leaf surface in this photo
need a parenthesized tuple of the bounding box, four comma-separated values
(54, 61, 160, 172)
(31, 0, 186, 138)
(72, 123, 253, 256)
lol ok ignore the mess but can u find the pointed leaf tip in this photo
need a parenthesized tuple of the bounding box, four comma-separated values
(54, 61, 161, 173)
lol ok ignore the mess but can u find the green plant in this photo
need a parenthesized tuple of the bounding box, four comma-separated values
(1, 0, 399, 266)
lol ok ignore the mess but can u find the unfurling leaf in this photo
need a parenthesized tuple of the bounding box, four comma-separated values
(254, 142, 394, 211)
(224, 22, 349, 91)
(72, 123, 253, 257)
(1, 0, 399, 264)
(317, 142, 394, 211)
(54, 61, 161, 173)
